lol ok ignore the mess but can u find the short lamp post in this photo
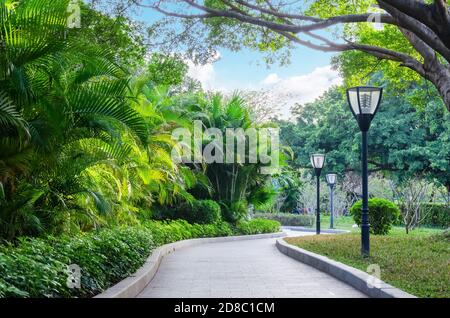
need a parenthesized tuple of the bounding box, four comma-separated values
(346, 86, 383, 257)
(310, 154, 325, 235)
(326, 173, 337, 229)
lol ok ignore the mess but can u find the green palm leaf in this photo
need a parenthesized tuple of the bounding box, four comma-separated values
(0, 90, 27, 136)
(68, 88, 148, 144)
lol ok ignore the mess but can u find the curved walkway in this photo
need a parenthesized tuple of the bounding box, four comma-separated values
(138, 231, 366, 298)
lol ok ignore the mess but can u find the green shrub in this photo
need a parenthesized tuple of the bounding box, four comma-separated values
(419, 203, 450, 228)
(178, 200, 221, 224)
(235, 218, 281, 235)
(350, 198, 400, 235)
(254, 213, 314, 226)
(0, 218, 280, 298)
(150, 204, 179, 221)
(0, 226, 154, 298)
(220, 200, 248, 223)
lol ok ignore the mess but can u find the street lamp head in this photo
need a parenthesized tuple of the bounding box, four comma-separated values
(347, 86, 383, 131)
(326, 173, 337, 186)
(310, 153, 325, 177)
(310, 153, 325, 169)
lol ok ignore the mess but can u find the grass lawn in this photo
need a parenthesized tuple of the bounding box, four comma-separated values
(285, 229, 449, 298)
(320, 215, 358, 232)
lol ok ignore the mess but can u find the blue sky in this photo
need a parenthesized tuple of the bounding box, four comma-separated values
(135, 7, 342, 119)
(207, 46, 335, 87)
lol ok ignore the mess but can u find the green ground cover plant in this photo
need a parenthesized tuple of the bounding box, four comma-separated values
(0, 218, 280, 298)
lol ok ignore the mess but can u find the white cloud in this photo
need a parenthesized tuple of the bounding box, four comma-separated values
(187, 62, 216, 89)
(187, 60, 342, 119)
(186, 51, 222, 90)
(265, 65, 343, 119)
(261, 73, 281, 85)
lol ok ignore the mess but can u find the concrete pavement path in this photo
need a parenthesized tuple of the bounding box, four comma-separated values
(138, 230, 366, 298)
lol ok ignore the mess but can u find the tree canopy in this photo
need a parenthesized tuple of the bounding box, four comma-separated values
(114, 0, 450, 112)
(279, 78, 450, 188)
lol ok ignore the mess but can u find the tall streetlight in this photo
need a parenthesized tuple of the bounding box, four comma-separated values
(326, 173, 337, 229)
(310, 154, 325, 235)
(346, 86, 383, 257)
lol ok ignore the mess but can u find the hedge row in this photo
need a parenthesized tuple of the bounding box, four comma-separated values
(0, 219, 280, 298)
(236, 218, 282, 235)
(419, 203, 450, 228)
(253, 213, 314, 227)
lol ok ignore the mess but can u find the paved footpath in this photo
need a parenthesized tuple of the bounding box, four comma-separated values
(138, 231, 366, 298)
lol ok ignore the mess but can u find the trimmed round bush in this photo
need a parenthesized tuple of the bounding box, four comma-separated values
(350, 198, 400, 235)
(179, 200, 221, 224)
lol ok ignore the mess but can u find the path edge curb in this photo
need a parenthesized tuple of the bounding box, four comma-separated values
(276, 238, 416, 298)
(95, 232, 286, 298)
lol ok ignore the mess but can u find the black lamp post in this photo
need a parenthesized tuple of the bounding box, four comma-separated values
(310, 154, 325, 235)
(326, 173, 337, 229)
(346, 86, 383, 257)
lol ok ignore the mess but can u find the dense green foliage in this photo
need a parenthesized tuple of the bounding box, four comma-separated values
(279, 85, 450, 184)
(235, 218, 281, 235)
(0, 226, 154, 297)
(183, 94, 282, 222)
(0, 0, 279, 242)
(147, 53, 188, 87)
(286, 232, 450, 298)
(418, 204, 450, 228)
(0, 0, 198, 239)
(278, 83, 450, 222)
(254, 213, 314, 227)
(350, 198, 401, 235)
(177, 200, 222, 225)
(0, 218, 279, 297)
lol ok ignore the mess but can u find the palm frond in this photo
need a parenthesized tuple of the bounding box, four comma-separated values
(0, 90, 27, 136)
(67, 88, 148, 144)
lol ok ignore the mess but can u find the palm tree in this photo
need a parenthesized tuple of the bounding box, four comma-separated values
(181, 93, 280, 222)
(0, 0, 154, 238)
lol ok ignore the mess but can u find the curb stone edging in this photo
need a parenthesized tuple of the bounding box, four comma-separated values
(276, 238, 416, 298)
(282, 226, 349, 234)
(95, 232, 286, 298)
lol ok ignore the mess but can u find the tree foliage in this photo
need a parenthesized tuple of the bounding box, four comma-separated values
(0, 0, 199, 239)
(279, 79, 450, 188)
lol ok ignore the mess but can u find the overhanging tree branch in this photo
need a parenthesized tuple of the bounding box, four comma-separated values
(378, 0, 450, 62)
(143, 0, 450, 111)
(381, 0, 450, 48)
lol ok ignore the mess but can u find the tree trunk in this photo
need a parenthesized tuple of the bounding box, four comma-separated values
(427, 63, 450, 111)
(436, 77, 450, 112)
(446, 183, 450, 206)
